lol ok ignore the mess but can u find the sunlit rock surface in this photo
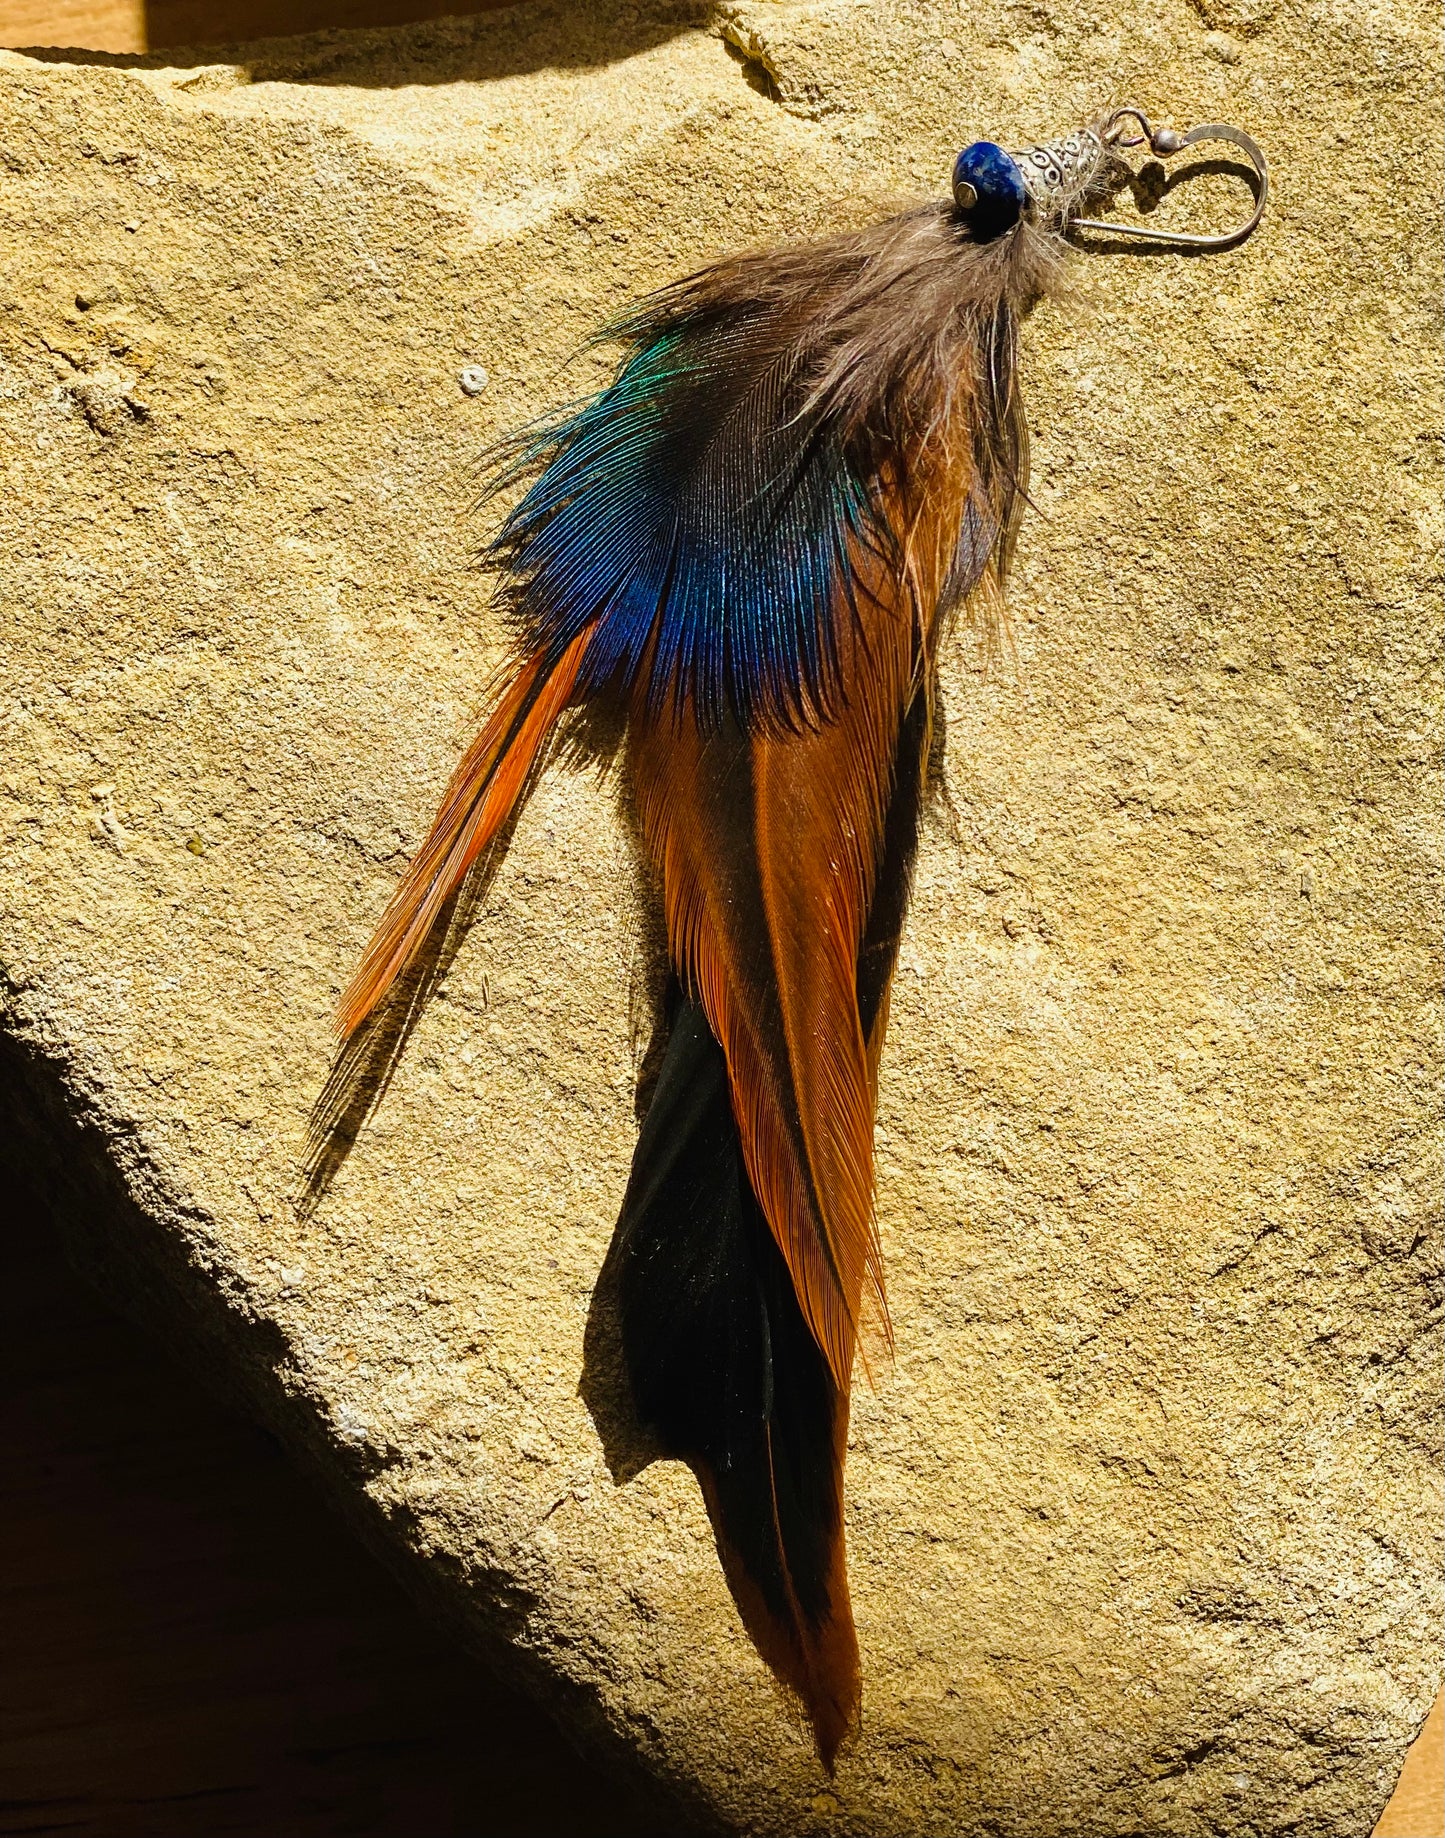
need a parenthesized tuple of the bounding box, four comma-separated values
(1, 2, 1439, 1830)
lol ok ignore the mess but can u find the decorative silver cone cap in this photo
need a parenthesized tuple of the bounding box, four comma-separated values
(1009, 127, 1111, 217)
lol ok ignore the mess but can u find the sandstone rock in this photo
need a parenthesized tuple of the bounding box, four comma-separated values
(0, 3, 1439, 1832)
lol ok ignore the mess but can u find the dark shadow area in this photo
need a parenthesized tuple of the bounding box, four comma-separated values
(0, 1184, 667, 1838)
(577, 984, 670, 1492)
(12, 0, 710, 87)
(719, 28, 778, 105)
(149, 0, 510, 49)
(578, 1231, 658, 1487)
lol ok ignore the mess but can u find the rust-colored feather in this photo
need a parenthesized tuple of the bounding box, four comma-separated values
(627, 450, 972, 1391)
(623, 470, 968, 1754)
(337, 627, 593, 1037)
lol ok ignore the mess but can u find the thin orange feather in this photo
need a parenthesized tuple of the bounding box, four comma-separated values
(338, 627, 594, 1038)
(624, 504, 963, 1755)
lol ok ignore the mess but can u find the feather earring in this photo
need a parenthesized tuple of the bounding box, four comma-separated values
(336, 107, 1267, 1768)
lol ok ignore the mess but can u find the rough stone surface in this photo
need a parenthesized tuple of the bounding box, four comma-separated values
(1, 3, 1440, 1833)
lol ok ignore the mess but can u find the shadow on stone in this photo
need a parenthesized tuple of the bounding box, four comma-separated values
(1070, 155, 1263, 256)
(578, 974, 671, 1487)
(0, 1024, 297, 1432)
(579, 1237, 662, 1488)
(14, 0, 709, 90)
(0, 1027, 705, 1838)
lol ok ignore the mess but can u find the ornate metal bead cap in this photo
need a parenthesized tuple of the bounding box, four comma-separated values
(1009, 128, 1110, 215)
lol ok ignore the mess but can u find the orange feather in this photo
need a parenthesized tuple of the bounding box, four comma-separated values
(628, 450, 972, 1393)
(337, 627, 594, 1037)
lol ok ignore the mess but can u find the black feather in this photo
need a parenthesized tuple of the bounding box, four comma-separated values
(606, 681, 933, 1765)
(610, 992, 852, 1721)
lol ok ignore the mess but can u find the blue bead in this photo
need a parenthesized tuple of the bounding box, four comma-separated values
(952, 141, 1028, 239)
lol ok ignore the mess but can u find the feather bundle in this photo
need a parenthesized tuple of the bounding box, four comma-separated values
(340, 176, 1066, 1766)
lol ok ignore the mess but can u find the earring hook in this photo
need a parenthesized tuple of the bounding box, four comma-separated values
(1071, 109, 1269, 250)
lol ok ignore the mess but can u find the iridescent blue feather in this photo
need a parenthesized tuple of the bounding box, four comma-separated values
(486, 313, 875, 728)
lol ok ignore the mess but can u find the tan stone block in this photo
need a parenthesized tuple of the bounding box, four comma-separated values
(1, 3, 1439, 1831)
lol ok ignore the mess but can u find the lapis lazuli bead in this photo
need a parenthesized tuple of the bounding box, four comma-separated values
(952, 141, 1029, 240)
